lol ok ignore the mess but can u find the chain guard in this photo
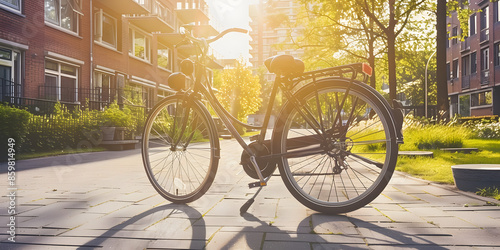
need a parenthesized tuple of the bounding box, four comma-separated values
(240, 141, 276, 179)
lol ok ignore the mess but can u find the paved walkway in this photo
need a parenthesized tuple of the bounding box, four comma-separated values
(1, 139, 500, 249)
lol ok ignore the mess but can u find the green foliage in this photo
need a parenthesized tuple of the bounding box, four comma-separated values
(0, 104, 31, 159)
(464, 119, 500, 139)
(476, 187, 500, 201)
(447, 0, 477, 41)
(22, 103, 102, 154)
(402, 116, 471, 150)
(213, 60, 262, 134)
(100, 102, 133, 128)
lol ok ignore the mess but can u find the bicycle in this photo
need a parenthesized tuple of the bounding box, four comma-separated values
(141, 28, 404, 214)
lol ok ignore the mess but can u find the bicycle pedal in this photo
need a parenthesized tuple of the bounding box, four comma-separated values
(248, 181, 267, 188)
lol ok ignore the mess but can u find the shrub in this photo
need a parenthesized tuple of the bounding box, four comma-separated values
(465, 120, 500, 139)
(402, 115, 472, 150)
(0, 104, 31, 160)
(100, 102, 133, 127)
(22, 103, 102, 154)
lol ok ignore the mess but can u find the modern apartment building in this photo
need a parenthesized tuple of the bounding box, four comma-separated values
(249, 0, 303, 76)
(0, 0, 217, 112)
(447, 0, 500, 117)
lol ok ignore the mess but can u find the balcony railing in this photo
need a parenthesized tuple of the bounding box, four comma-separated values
(461, 75, 470, 89)
(480, 28, 489, 43)
(481, 70, 489, 85)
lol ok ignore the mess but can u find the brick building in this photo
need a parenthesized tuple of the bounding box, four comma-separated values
(447, 0, 500, 117)
(0, 0, 217, 111)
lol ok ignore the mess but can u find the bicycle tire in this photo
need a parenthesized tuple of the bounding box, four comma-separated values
(273, 78, 398, 214)
(142, 95, 219, 203)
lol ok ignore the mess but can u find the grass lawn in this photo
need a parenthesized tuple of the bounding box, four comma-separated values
(396, 139, 500, 184)
(396, 138, 500, 200)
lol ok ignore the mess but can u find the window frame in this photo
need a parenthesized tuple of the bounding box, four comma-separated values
(471, 51, 477, 74)
(0, 0, 21, 13)
(129, 27, 151, 62)
(462, 55, 470, 76)
(481, 47, 489, 71)
(44, 59, 79, 102)
(469, 13, 476, 36)
(495, 42, 500, 67)
(94, 9, 118, 49)
(471, 90, 493, 108)
(157, 43, 173, 71)
(44, 0, 82, 35)
(481, 5, 489, 30)
(452, 59, 459, 79)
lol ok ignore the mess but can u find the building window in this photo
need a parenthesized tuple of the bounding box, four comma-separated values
(481, 48, 489, 85)
(93, 71, 114, 109)
(129, 28, 151, 62)
(459, 94, 470, 117)
(452, 26, 458, 45)
(471, 52, 477, 74)
(469, 13, 476, 36)
(496, 1, 500, 23)
(471, 90, 492, 107)
(481, 6, 489, 30)
(134, 0, 151, 10)
(0, 47, 22, 101)
(481, 48, 489, 71)
(157, 45, 172, 71)
(94, 10, 117, 49)
(462, 55, 470, 76)
(44, 60, 79, 102)
(45, 0, 83, 34)
(0, 0, 21, 12)
(452, 59, 459, 79)
(480, 5, 489, 42)
(495, 43, 500, 66)
(446, 62, 451, 80)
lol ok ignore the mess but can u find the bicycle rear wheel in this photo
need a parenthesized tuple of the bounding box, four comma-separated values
(274, 78, 398, 214)
(142, 95, 219, 203)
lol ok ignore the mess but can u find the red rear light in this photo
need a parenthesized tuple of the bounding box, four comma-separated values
(362, 63, 372, 77)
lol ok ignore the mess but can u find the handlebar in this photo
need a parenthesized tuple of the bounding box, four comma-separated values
(206, 28, 248, 44)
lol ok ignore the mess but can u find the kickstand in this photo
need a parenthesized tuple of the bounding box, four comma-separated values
(239, 186, 263, 215)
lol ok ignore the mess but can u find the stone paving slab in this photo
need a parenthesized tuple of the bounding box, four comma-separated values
(0, 139, 499, 249)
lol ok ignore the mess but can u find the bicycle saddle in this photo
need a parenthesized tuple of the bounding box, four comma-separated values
(265, 55, 304, 77)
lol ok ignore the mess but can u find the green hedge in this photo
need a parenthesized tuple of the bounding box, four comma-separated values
(0, 104, 31, 161)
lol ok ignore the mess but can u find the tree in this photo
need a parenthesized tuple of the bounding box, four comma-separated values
(355, 0, 427, 101)
(296, 0, 428, 102)
(213, 60, 262, 134)
(297, 0, 384, 88)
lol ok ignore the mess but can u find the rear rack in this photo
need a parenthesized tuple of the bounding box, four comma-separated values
(293, 63, 371, 83)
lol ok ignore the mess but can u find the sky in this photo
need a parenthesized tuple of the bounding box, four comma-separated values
(206, 0, 257, 60)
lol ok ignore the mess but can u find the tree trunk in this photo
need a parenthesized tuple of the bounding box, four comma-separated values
(387, 0, 397, 102)
(436, 0, 449, 120)
(387, 31, 397, 101)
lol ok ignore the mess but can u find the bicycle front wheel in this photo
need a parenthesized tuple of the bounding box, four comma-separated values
(142, 95, 219, 203)
(274, 78, 398, 214)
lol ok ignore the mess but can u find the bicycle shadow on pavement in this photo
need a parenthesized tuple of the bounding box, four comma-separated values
(77, 203, 206, 249)
(215, 212, 450, 249)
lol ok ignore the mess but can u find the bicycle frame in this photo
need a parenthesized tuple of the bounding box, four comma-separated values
(176, 54, 373, 186)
